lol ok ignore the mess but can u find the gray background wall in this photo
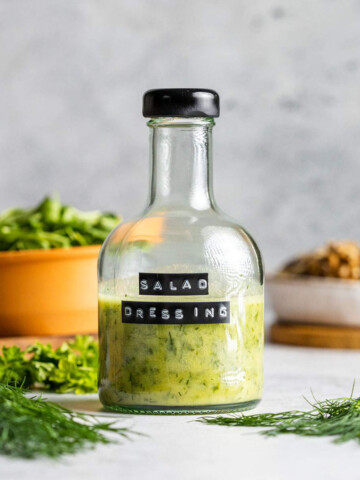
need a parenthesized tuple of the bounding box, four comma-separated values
(1, 0, 360, 270)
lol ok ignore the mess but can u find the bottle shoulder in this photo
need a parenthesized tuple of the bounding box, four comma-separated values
(99, 208, 263, 284)
(102, 208, 259, 250)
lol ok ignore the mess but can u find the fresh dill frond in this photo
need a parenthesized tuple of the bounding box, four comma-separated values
(0, 383, 137, 459)
(200, 386, 360, 445)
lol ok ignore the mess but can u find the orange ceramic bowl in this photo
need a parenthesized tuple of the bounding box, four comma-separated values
(0, 245, 100, 337)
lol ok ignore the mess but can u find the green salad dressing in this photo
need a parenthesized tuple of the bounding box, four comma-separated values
(98, 294, 264, 409)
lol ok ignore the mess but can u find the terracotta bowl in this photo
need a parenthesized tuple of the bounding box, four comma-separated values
(0, 245, 100, 337)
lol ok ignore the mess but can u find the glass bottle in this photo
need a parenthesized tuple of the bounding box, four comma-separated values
(98, 89, 264, 414)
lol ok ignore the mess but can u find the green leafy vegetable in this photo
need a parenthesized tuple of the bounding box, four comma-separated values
(0, 194, 121, 251)
(0, 383, 136, 458)
(200, 386, 360, 445)
(0, 336, 98, 394)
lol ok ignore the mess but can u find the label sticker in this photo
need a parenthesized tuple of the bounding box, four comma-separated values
(122, 300, 230, 325)
(139, 273, 209, 296)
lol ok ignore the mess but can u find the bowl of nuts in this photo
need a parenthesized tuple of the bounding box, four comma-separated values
(267, 241, 360, 327)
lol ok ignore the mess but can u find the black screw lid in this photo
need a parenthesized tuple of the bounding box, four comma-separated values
(143, 89, 220, 118)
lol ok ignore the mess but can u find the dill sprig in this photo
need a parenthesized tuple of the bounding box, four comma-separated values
(0, 384, 137, 459)
(200, 386, 360, 444)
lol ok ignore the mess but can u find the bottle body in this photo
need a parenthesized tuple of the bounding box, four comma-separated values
(98, 112, 264, 414)
(98, 209, 263, 413)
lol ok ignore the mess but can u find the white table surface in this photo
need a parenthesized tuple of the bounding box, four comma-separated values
(1, 344, 360, 480)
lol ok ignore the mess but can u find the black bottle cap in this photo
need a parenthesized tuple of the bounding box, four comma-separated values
(143, 89, 220, 118)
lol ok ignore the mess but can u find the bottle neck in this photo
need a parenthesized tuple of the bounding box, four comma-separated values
(147, 117, 215, 211)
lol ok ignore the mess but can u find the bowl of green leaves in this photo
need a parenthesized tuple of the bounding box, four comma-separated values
(0, 195, 121, 337)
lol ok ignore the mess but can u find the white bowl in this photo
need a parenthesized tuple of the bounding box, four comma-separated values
(267, 273, 360, 327)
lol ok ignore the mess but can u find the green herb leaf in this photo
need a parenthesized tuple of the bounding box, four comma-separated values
(0, 336, 99, 394)
(0, 194, 121, 251)
(0, 384, 136, 458)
